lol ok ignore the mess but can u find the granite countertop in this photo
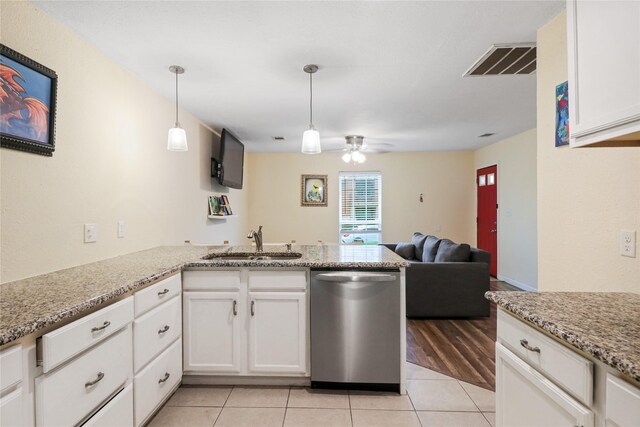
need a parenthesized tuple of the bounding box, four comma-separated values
(0, 244, 407, 346)
(486, 291, 640, 383)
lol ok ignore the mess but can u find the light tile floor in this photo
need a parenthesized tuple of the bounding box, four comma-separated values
(149, 362, 495, 427)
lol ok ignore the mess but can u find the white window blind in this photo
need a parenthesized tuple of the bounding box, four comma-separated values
(339, 172, 382, 245)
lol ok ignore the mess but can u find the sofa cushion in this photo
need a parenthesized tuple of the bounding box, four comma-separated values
(435, 239, 471, 262)
(411, 232, 428, 260)
(394, 242, 415, 260)
(422, 235, 442, 262)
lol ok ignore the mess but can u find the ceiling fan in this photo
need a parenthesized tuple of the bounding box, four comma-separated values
(326, 135, 391, 164)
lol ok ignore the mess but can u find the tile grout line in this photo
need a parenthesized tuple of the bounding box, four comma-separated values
(211, 386, 234, 426)
(405, 385, 425, 427)
(282, 386, 291, 427)
(348, 389, 354, 427)
(457, 379, 489, 424)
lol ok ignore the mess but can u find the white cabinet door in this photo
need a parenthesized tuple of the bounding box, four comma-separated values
(567, 0, 640, 146)
(248, 292, 307, 374)
(495, 343, 593, 427)
(183, 292, 242, 373)
(606, 374, 640, 427)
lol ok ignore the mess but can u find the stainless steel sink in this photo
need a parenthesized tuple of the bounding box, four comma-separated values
(203, 252, 303, 261)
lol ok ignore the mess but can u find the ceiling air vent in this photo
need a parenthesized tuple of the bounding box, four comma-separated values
(464, 43, 536, 77)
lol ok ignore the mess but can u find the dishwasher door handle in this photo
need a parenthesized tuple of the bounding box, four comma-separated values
(314, 273, 397, 282)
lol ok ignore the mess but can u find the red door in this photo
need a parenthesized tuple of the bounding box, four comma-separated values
(477, 165, 497, 277)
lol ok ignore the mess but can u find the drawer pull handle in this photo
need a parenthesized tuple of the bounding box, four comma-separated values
(520, 339, 541, 353)
(233, 300, 238, 316)
(158, 288, 170, 296)
(85, 372, 104, 388)
(251, 300, 255, 316)
(91, 321, 111, 333)
(158, 372, 170, 384)
(158, 325, 170, 334)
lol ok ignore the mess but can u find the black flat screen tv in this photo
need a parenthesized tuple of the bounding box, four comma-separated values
(212, 129, 244, 189)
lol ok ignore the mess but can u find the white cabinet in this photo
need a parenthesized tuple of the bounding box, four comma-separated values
(0, 345, 23, 427)
(605, 374, 640, 427)
(567, 0, 640, 147)
(183, 291, 242, 373)
(132, 274, 182, 426)
(496, 343, 594, 427)
(182, 269, 309, 377)
(248, 292, 307, 374)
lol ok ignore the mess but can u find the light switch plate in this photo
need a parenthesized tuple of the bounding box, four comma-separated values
(620, 230, 636, 258)
(84, 223, 97, 243)
(117, 220, 125, 238)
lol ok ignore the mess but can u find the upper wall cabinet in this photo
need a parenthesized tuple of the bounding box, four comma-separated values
(567, 0, 640, 147)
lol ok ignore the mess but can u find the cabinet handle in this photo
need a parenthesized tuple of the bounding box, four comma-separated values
(251, 300, 255, 316)
(85, 372, 104, 388)
(158, 325, 170, 334)
(233, 300, 238, 316)
(91, 321, 111, 333)
(520, 339, 541, 353)
(158, 372, 170, 384)
(158, 288, 170, 297)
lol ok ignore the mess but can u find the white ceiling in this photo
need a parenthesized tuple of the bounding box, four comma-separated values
(34, 0, 564, 152)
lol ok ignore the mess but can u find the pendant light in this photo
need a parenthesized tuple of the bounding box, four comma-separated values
(167, 65, 188, 151)
(301, 64, 321, 154)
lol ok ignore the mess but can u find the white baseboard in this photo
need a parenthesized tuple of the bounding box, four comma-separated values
(497, 274, 537, 292)
(182, 375, 311, 386)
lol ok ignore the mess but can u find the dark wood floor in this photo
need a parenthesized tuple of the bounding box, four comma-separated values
(406, 280, 520, 391)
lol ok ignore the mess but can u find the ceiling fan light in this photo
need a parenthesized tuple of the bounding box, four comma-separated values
(301, 128, 321, 154)
(352, 150, 366, 163)
(342, 152, 352, 163)
(168, 125, 188, 151)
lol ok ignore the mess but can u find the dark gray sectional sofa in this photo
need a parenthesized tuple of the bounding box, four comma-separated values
(383, 232, 491, 318)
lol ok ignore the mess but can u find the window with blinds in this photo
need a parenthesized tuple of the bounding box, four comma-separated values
(338, 172, 382, 245)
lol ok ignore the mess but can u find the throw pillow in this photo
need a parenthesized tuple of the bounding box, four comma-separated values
(434, 239, 471, 263)
(422, 235, 442, 262)
(394, 242, 415, 260)
(411, 232, 428, 260)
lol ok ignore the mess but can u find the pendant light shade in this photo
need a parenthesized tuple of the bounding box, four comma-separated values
(168, 65, 188, 151)
(301, 64, 321, 154)
(302, 128, 321, 154)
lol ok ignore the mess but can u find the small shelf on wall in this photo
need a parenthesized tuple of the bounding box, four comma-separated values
(207, 215, 237, 220)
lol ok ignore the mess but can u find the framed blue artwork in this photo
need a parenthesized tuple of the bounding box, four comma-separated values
(555, 81, 569, 147)
(1, 44, 58, 156)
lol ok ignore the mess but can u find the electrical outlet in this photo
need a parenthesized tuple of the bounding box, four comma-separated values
(117, 220, 125, 238)
(620, 230, 636, 258)
(84, 223, 97, 243)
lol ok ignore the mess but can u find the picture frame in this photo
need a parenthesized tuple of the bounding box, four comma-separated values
(1, 44, 58, 156)
(555, 80, 569, 147)
(301, 174, 327, 207)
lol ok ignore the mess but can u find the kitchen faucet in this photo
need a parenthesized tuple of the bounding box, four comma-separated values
(247, 226, 263, 252)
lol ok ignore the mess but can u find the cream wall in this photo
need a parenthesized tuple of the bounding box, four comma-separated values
(1, 2, 249, 283)
(246, 152, 475, 246)
(537, 12, 640, 292)
(474, 129, 538, 290)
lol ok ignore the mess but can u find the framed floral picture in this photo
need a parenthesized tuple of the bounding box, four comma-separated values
(0, 44, 58, 156)
(301, 174, 327, 207)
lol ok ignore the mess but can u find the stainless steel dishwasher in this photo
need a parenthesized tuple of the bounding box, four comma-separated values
(310, 270, 401, 392)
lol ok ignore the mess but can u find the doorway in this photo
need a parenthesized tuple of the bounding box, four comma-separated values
(477, 165, 497, 277)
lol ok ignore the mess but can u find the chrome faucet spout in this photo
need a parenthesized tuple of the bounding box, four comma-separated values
(247, 226, 264, 252)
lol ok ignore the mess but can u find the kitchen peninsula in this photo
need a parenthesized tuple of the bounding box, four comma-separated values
(0, 244, 408, 426)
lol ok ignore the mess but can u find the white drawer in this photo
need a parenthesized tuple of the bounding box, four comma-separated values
(183, 270, 241, 291)
(135, 274, 181, 317)
(606, 374, 640, 427)
(41, 296, 134, 373)
(0, 345, 22, 392)
(36, 326, 133, 427)
(134, 338, 181, 427)
(0, 388, 23, 427)
(497, 310, 593, 406)
(248, 270, 307, 291)
(83, 384, 133, 427)
(133, 295, 182, 372)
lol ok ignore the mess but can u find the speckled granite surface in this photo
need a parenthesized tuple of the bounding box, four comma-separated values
(0, 245, 407, 345)
(486, 291, 640, 382)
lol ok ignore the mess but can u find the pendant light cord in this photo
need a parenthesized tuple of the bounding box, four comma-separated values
(309, 71, 313, 128)
(175, 71, 179, 125)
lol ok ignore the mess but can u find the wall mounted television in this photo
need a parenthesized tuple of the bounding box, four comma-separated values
(211, 129, 244, 189)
